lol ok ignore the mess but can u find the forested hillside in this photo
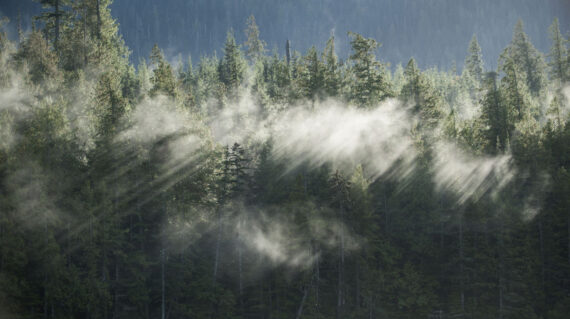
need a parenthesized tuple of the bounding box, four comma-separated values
(0, 1, 570, 318)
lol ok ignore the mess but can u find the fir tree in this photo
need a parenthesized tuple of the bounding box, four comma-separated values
(547, 18, 568, 84)
(348, 32, 392, 107)
(244, 15, 266, 63)
(464, 34, 484, 83)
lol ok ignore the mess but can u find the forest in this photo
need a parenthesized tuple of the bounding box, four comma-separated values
(0, 0, 569, 318)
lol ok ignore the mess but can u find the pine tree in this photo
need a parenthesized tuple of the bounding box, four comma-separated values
(34, 0, 70, 52)
(547, 18, 568, 84)
(149, 44, 177, 98)
(401, 58, 442, 129)
(464, 34, 484, 83)
(220, 30, 246, 100)
(298, 46, 325, 101)
(323, 35, 341, 97)
(499, 48, 532, 123)
(505, 19, 547, 96)
(244, 15, 266, 63)
(480, 72, 509, 153)
(348, 32, 393, 107)
(14, 30, 60, 85)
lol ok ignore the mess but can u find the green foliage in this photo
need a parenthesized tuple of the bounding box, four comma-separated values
(464, 34, 484, 83)
(15, 30, 60, 85)
(244, 15, 266, 63)
(348, 32, 393, 107)
(547, 18, 568, 83)
(220, 31, 246, 100)
(149, 44, 177, 98)
(504, 20, 548, 96)
(0, 7, 569, 319)
(401, 58, 442, 130)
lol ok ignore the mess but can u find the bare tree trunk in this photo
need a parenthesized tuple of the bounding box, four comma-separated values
(538, 217, 545, 290)
(459, 213, 465, 316)
(238, 218, 244, 315)
(44, 211, 49, 319)
(83, 3, 87, 66)
(315, 247, 320, 311)
(161, 248, 166, 319)
(54, 0, 60, 52)
(356, 260, 360, 310)
(337, 206, 345, 319)
(113, 263, 119, 319)
(213, 209, 221, 283)
(96, 0, 101, 39)
(498, 218, 504, 319)
(286, 40, 291, 65)
(295, 287, 308, 319)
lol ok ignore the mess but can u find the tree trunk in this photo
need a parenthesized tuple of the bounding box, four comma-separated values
(538, 217, 545, 289)
(315, 246, 320, 310)
(459, 213, 465, 315)
(96, 0, 101, 39)
(238, 219, 244, 315)
(113, 263, 119, 319)
(213, 209, 221, 283)
(498, 218, 504, 319)
(83, 3, 87, 66)
(295, 287, 308, 319)
(337, 205, 345, 319)
(161, 248, 166, 319)
(54, 0, 60, 52)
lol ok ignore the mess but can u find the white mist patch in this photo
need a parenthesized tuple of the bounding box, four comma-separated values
(235, 207, 360, 269)
(211, 96, 515, 204)
(269, 99, 417, 180)
(207, 91, 266, 146)
(433, 142, 515, 204)
(0, 81, 34, 151)
(561, 85, 570, 118)
(6, 163, 62, 229)
(117, 95, 205, 165)
(239, 218, 315, 268)
(118, 96, 188, 143)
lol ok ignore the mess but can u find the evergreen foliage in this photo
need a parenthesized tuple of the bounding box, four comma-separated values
(0, 4, 568, 319)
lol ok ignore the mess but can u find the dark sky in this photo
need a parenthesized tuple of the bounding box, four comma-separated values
(1, 0, 569, 71)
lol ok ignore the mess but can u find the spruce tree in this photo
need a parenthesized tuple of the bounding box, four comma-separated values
(323, 35, 341, 97)
(505, 19, 547, 96)
(149, 44, 177, 98)
(547, 18, 568, 84)
(348, 32, 392, 107)
(464, 34, 484, 83)
(244, 15, 266, 63)
(220, 30, 245, 100)
(34, 0, 70, 52)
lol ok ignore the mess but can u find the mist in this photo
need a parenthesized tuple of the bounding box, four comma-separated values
(0, 1, 568, 318)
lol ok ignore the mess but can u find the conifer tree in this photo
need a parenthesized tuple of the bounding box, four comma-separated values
(298, 46, 325, 101)
(547, 18, 568, 84)
(480, 72, 509, 153)
(505, 19, 547, 96)
(34, 0, 70, 52)
(499, 48, 532, 123)
(401, 58, 442, 129)
(348, 32, 392, 107)
(323, 35, 341, 97)
(464, 34, 484, 83)
(220, 30, 246, 100)
(244, 15, 266, 63)
(149, 44, 177, 98)
(15, 30, 60, 85)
